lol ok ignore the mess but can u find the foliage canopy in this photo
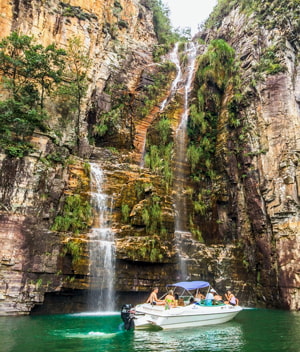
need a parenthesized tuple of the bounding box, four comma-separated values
(0, 32, 66, 156)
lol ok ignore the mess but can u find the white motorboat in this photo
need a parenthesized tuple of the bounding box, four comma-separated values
(134, 301, 242, 329)
(121, 281, 243, 330)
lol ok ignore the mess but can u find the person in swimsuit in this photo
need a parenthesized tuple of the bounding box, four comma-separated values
(164, 290, 176, 308)
(225, 290, 239, 306)
(146, 287, 165, 305)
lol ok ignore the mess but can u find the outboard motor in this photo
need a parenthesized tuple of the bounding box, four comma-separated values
(121, 304, 135, 330)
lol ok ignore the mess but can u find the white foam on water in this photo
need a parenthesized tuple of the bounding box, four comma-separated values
(64, 331, 118, 339)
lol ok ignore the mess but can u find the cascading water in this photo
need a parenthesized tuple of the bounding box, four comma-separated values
(140, 43, 183, 167)
(88, 163, 115, 311)
(179, 42, 198, 129)
(86, 44, 198, 300)
(160, 42, 182, 111)
(173, 42, 198, 279)
(142, 41, 198, 279)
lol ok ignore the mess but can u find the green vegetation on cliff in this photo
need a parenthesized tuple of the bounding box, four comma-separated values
(61, 238, 83, 264)
(120, 181, 167, 237)
(147, 0, 173, 44)
(206, 0, 300, 37)
(186, 39, 243, 240)
(52, 194, 92, 234)
(145, 117, 173, 191)
(60, 1, 98, 21)
(146, 0, 183, 61)
(54, 36, 91, 147)
(187, 39, 237, 180)
(91, 62, 176, 146)
(0, 32, 66, 157)
(0, 33, 90, 157)
(127, 236, 165, 262)
(188, 1, 296, 243)
(136, 62, 177, 119)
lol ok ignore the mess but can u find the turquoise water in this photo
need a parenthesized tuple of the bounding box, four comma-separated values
(0, 309, 299, 352)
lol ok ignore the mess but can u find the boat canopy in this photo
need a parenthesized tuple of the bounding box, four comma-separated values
(167, 281, 210, 291)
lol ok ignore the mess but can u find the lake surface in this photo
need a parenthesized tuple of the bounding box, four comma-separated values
(0, 308, 299, 352)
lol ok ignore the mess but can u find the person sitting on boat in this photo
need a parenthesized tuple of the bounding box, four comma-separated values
(225, 290, 239, 306)
(195, 292, 205, 300)
(146, 287, 165, 305)
(189, 297, 195, 305)
(177, 297, 185, 306)
(165, 290, 176, 308)
(214, 293, 223, 302)
(205, 288, 216, 305)
(206, 288, 216, 299)
(211, 291, 224, 305)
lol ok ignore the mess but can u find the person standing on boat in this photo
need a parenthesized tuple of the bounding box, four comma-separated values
(225, 290, 239, 306)
(146, 287, 165, 305)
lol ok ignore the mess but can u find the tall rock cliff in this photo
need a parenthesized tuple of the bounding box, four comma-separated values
(191, 0, 300, 310)
(0, 0, 299, 315)
(0, 0, 161, 315)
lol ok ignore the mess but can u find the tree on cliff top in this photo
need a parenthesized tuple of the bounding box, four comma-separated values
(147, 0, 182, 61)
(0, 32, 66, 157)
(148, 0, 173, 44)
(54, 36, 91, 151)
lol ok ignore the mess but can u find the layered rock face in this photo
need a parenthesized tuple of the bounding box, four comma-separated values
(0, 0, 159, 315)
(194, 4, 300, 310)
(0, 0, 299, 315)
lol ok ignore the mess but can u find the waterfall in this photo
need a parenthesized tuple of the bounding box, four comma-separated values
(160, 42, 182, 111)
(174, 42, 198, 232)
(173, 42, 198, 279)
(179, 42, 198, 129)
(140, 43, 183, 167)
(88, 163, 115, 312)
(140, 42, 198, 279)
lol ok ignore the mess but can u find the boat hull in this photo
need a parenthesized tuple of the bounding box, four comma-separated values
(134, 303, 243, 329)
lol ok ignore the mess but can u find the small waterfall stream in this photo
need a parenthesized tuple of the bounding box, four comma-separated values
(173, 42, 198, 279)
(160, 42, 182, 111)
(148, 41, 198, 279)
(88, 163, 115, 312)
(140, 43, 183, 167)
(179, 42, 198, 129)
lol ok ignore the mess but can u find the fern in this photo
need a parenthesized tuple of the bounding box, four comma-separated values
(52, 194, 92, 234)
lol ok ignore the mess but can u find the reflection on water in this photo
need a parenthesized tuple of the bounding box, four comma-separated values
(0, 309, 299, 352)
(134, 322, 244, 352)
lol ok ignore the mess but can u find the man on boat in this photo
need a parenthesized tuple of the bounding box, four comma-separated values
(146, 287, 165, 305)
(205, 288, 216, 305)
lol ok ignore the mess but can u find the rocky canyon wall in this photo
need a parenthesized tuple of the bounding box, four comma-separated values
(0, 0, 161, 315)
(193, 2, 300, 310)
(0, 0, 299, 315)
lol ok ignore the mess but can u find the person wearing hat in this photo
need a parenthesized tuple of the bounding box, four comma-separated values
(205, 288, 216, 305)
